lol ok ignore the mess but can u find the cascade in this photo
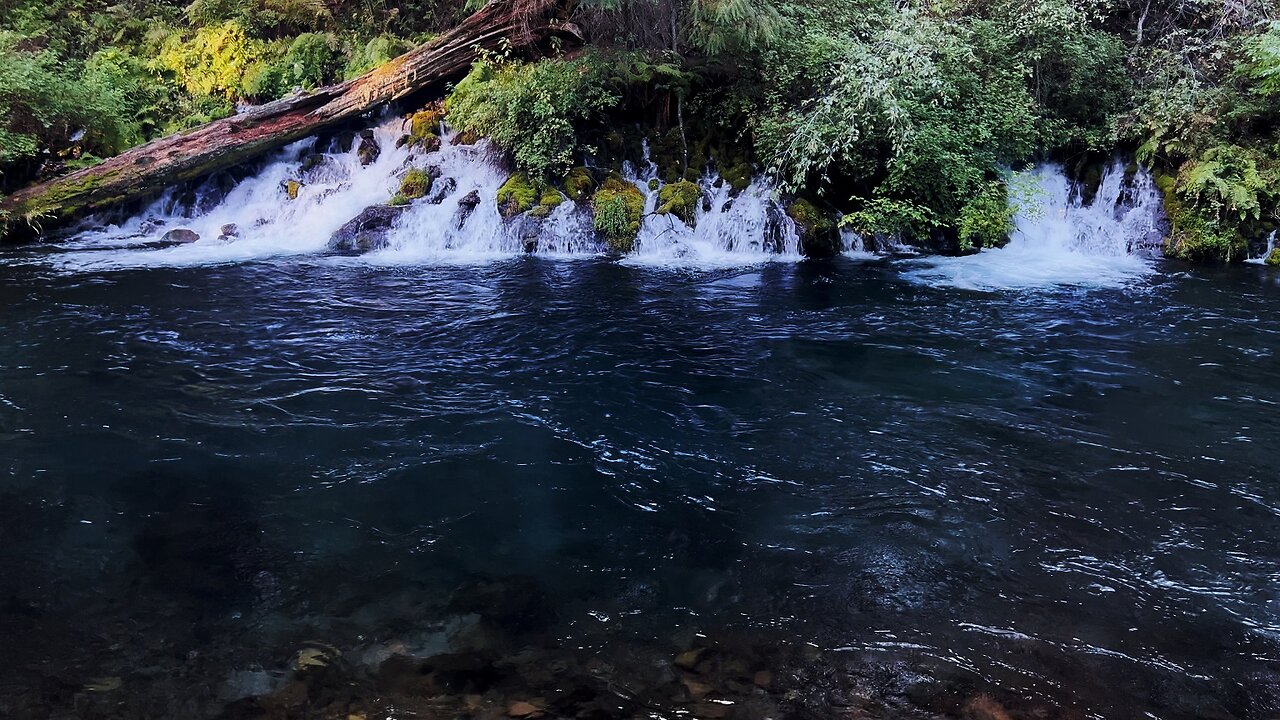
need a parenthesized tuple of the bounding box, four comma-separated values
(1245, 230, 1277, 265)
(47, 121, 806, 269)
(904, 161, 1165, 290)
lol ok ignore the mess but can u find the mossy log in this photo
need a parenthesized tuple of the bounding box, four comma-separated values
(0, 0, 578, 239)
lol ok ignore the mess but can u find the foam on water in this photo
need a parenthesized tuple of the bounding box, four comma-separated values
(905, 162, 1165, 290)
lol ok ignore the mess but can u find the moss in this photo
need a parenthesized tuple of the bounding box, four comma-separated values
(1160, 183, 1249, 263)
(407, 103, 444, 150)
(786, 198, 835, 235)
(656, 180, 701, 226)
(648, 178, 660, 191)
(388, 193, 411, 206)
(563, 167, 595, 202)
(1266, 247, 1280, 266)
(399, 167, 432, 200)
(454, 129, 480, 145)
(721, 161, 752, 193)
(496, 173, 564, 219)
(592, 173, 645, 252)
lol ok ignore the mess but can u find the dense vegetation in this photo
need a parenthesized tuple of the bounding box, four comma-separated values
(2, 0, 1278, 261)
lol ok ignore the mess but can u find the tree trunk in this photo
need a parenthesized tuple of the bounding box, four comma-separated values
(0, 0, 578, 239)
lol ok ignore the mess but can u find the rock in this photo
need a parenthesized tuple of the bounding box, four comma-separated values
(286, 180, 302, 200)
(507, 700, 540, 717)
(195, 171, 237, 213)
(300, 153, 327, 175)
(674, 648, 705, 671)
(427, 176, 457, 204)
(162, 228, 200, 244)
(455, 190, 482, 229)
(329, 205, 406, 254)
(787, 198, 840, 258)
(220, 223, 239, 238)
(357, 130, 381, 166)
(656, 179, 701, 226)
(681, 676, 712, 699)
(963, 694, 1013, 720)
(1267, 247, 1280, 266)
(336, 130, 357, 154)
(692, 701, 730, 718)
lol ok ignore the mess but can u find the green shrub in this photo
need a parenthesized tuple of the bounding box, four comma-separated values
(246, 32, 342, 99)
(447, 55, 618, 177)
(344, 34, 413, 78)
(592, 173, 645, 251)
(957, 182, 1015, 251)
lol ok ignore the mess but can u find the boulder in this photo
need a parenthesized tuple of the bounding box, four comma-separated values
(427, 177, 457, 204)
(455, 190, 481, 229)
(357, 130, 381, 166)
(217, 223, 239, 242)
(329, 205, 406, 253)
(161, 228, 200, 244)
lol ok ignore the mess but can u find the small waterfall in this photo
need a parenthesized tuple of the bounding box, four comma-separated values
(904, 161, 1165, 290)
(49, 119, 807, 269)
(1245, 230, 1277, 265)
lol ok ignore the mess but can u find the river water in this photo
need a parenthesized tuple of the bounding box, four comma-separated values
(1, 248, 1278, 719)
(2, 159, 1280, 719)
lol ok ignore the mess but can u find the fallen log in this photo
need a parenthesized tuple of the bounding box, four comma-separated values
(0, 0, 578, 238)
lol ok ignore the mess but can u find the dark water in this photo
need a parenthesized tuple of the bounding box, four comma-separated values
(1, 253, 1278, 719)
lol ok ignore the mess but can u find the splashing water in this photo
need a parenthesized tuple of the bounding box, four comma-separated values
(39, 122, 805, 270)
(1245, 230, 1277, 265)
(905, 162, 1165, 290)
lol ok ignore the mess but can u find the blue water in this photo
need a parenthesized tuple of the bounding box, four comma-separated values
(0, 252, 1278, 719)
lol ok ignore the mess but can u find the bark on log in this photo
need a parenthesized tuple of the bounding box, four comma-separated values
(0, 0, 577, 237)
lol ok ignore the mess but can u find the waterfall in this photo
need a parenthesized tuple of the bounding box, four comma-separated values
(904, 161, 1165, 290)
(47, 120, 804, 270)
(1245, 230, 1277, 265)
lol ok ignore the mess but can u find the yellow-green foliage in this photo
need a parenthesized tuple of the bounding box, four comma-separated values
(1158, 174, 1248, 263)
(1266, 247, 1280, 266)
(399, 168, 431, 200)
(656, 180, 701, 225)
(388, 193, 411, 206)
(158, 21, 263, 100)
(563, 167, 595, 202)
(592, 173, 645, 251)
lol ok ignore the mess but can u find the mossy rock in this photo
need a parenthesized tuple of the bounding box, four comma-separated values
(286, 180, 302, 200)
(497, 173, 564, 220)
(453, 129, 480, 146)
(720, 161, 752, 193)
(786, 198, 835, 236)
(592, 173, 646, 252)
(563, 167, 596, 202)
(1266, 247, 1280, 266)
(399, 168, 433, 200)
(388, 194, 412, 207)
(656, 180, 701, 226)
(1160, 186, 1249, 263)
(407, 103, 445, 151)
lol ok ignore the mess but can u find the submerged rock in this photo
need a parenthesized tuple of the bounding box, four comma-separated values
(161, 228, 200, 244)
(329, 205, 406, 253)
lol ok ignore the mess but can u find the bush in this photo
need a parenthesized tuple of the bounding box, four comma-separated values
(344, 34, 413, 78)
(246, 32, 342, 99)
(158, 21, 265, 100)
(447, 55, 618, 178)
(0, 31, 135, 181)
(957, 182, 1015, 251)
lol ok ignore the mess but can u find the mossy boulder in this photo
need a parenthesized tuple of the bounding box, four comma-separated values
(399, 168, 433, 200)
(497, 173, 565, 220)
(1158, 177, 1248, 263)
(787, 198, 840, 257)
(656, 180, 701, 226)
(1266, 247, 1280, 266)
(563, 167, 596, 202)
(592, 173, 646, 252)
(407, 103, 445, 151)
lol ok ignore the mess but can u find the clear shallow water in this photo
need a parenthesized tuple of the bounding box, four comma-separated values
(1, 248, 1279, 719)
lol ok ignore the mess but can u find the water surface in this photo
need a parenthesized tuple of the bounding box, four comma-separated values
(1, 251, 1278, 718)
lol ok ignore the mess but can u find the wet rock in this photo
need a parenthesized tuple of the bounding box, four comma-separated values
(455, 190, 482, 229)
(195, 171, 238, 213)
(675, 648, 706, 671)
(787, 198, 840, 258)
(336, 130, 357, 153)
(426, 176, 456, 204)
(285, 180, 302, 200)
(139, 218, 167, 234)
(299, 153, 327, 175)
(507, 700, 541, 717)
(963, 694, 1013, 720)
(216, 223, 239, 243)
(161, 228, 200, 244)
(329, 205, 406, 254)
(357, 130, 380, 166)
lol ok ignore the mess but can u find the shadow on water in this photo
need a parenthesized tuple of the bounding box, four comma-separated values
(0, 253, 1278, 718)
